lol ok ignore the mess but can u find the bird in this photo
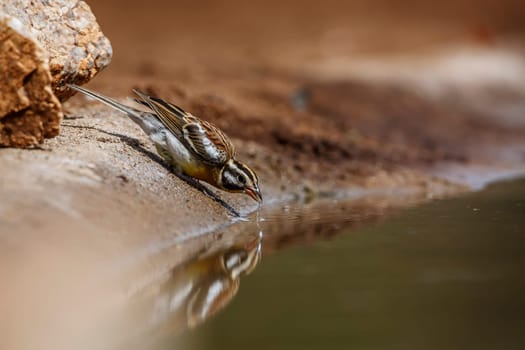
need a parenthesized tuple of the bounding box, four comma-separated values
(69, 84, 262, 204)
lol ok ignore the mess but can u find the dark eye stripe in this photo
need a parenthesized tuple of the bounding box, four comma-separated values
(234, 161, 258, 183)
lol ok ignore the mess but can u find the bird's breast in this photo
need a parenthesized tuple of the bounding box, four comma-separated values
(180, 162, 218, 185)
(155, 131, 220, 186)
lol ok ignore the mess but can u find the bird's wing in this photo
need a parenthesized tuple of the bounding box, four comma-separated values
(182, 121, 234, 165)
(133, 90, 235, 165)
(133, 90, 189, 138)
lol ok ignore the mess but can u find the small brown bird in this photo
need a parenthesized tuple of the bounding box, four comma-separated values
(69, 85, 262, 203)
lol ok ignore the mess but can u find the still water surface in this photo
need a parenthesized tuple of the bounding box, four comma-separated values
(152, 179, 525, 350)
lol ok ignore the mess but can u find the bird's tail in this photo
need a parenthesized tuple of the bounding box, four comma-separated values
(68, 84, 143, 120)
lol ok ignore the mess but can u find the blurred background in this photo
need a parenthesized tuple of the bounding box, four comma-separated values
(88, 0, 525, 83)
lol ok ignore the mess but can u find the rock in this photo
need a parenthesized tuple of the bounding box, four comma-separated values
(0, 0, 111, 147)
(0, 14, 62, 147)
(0, 0, 112, 101)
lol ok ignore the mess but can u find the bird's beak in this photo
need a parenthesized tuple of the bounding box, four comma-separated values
(245, 185, 263, 203)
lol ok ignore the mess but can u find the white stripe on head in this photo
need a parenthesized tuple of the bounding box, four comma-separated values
(224, 168, 237, 185)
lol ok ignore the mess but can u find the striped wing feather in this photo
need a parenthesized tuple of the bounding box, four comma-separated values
(182, 123, 231, 165)
(133, 90, 235, 165)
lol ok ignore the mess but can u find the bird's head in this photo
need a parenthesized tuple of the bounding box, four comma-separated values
(218, 159, 262, 203)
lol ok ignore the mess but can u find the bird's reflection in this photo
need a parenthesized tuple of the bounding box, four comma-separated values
(136, 234, 262, 337)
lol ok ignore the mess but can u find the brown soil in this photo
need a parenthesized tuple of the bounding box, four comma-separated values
(80, 0, 525, 190)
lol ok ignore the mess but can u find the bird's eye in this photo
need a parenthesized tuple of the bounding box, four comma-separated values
(237, 175, 246, 184)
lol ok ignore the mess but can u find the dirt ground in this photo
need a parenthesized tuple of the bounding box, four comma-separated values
(83, 0, 525, 189)
(1, 0, 525, 349)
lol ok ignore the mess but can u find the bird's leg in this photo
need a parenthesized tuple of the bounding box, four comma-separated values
(171, 170, 241, 217)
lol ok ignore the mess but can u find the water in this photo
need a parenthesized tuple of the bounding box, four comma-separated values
(141, 179, 525, 350)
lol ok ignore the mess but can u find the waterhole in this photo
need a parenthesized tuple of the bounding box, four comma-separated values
(127, 179, 525, 350)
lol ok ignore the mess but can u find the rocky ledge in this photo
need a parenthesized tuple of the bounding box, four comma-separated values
(0, 0, 111, 147)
